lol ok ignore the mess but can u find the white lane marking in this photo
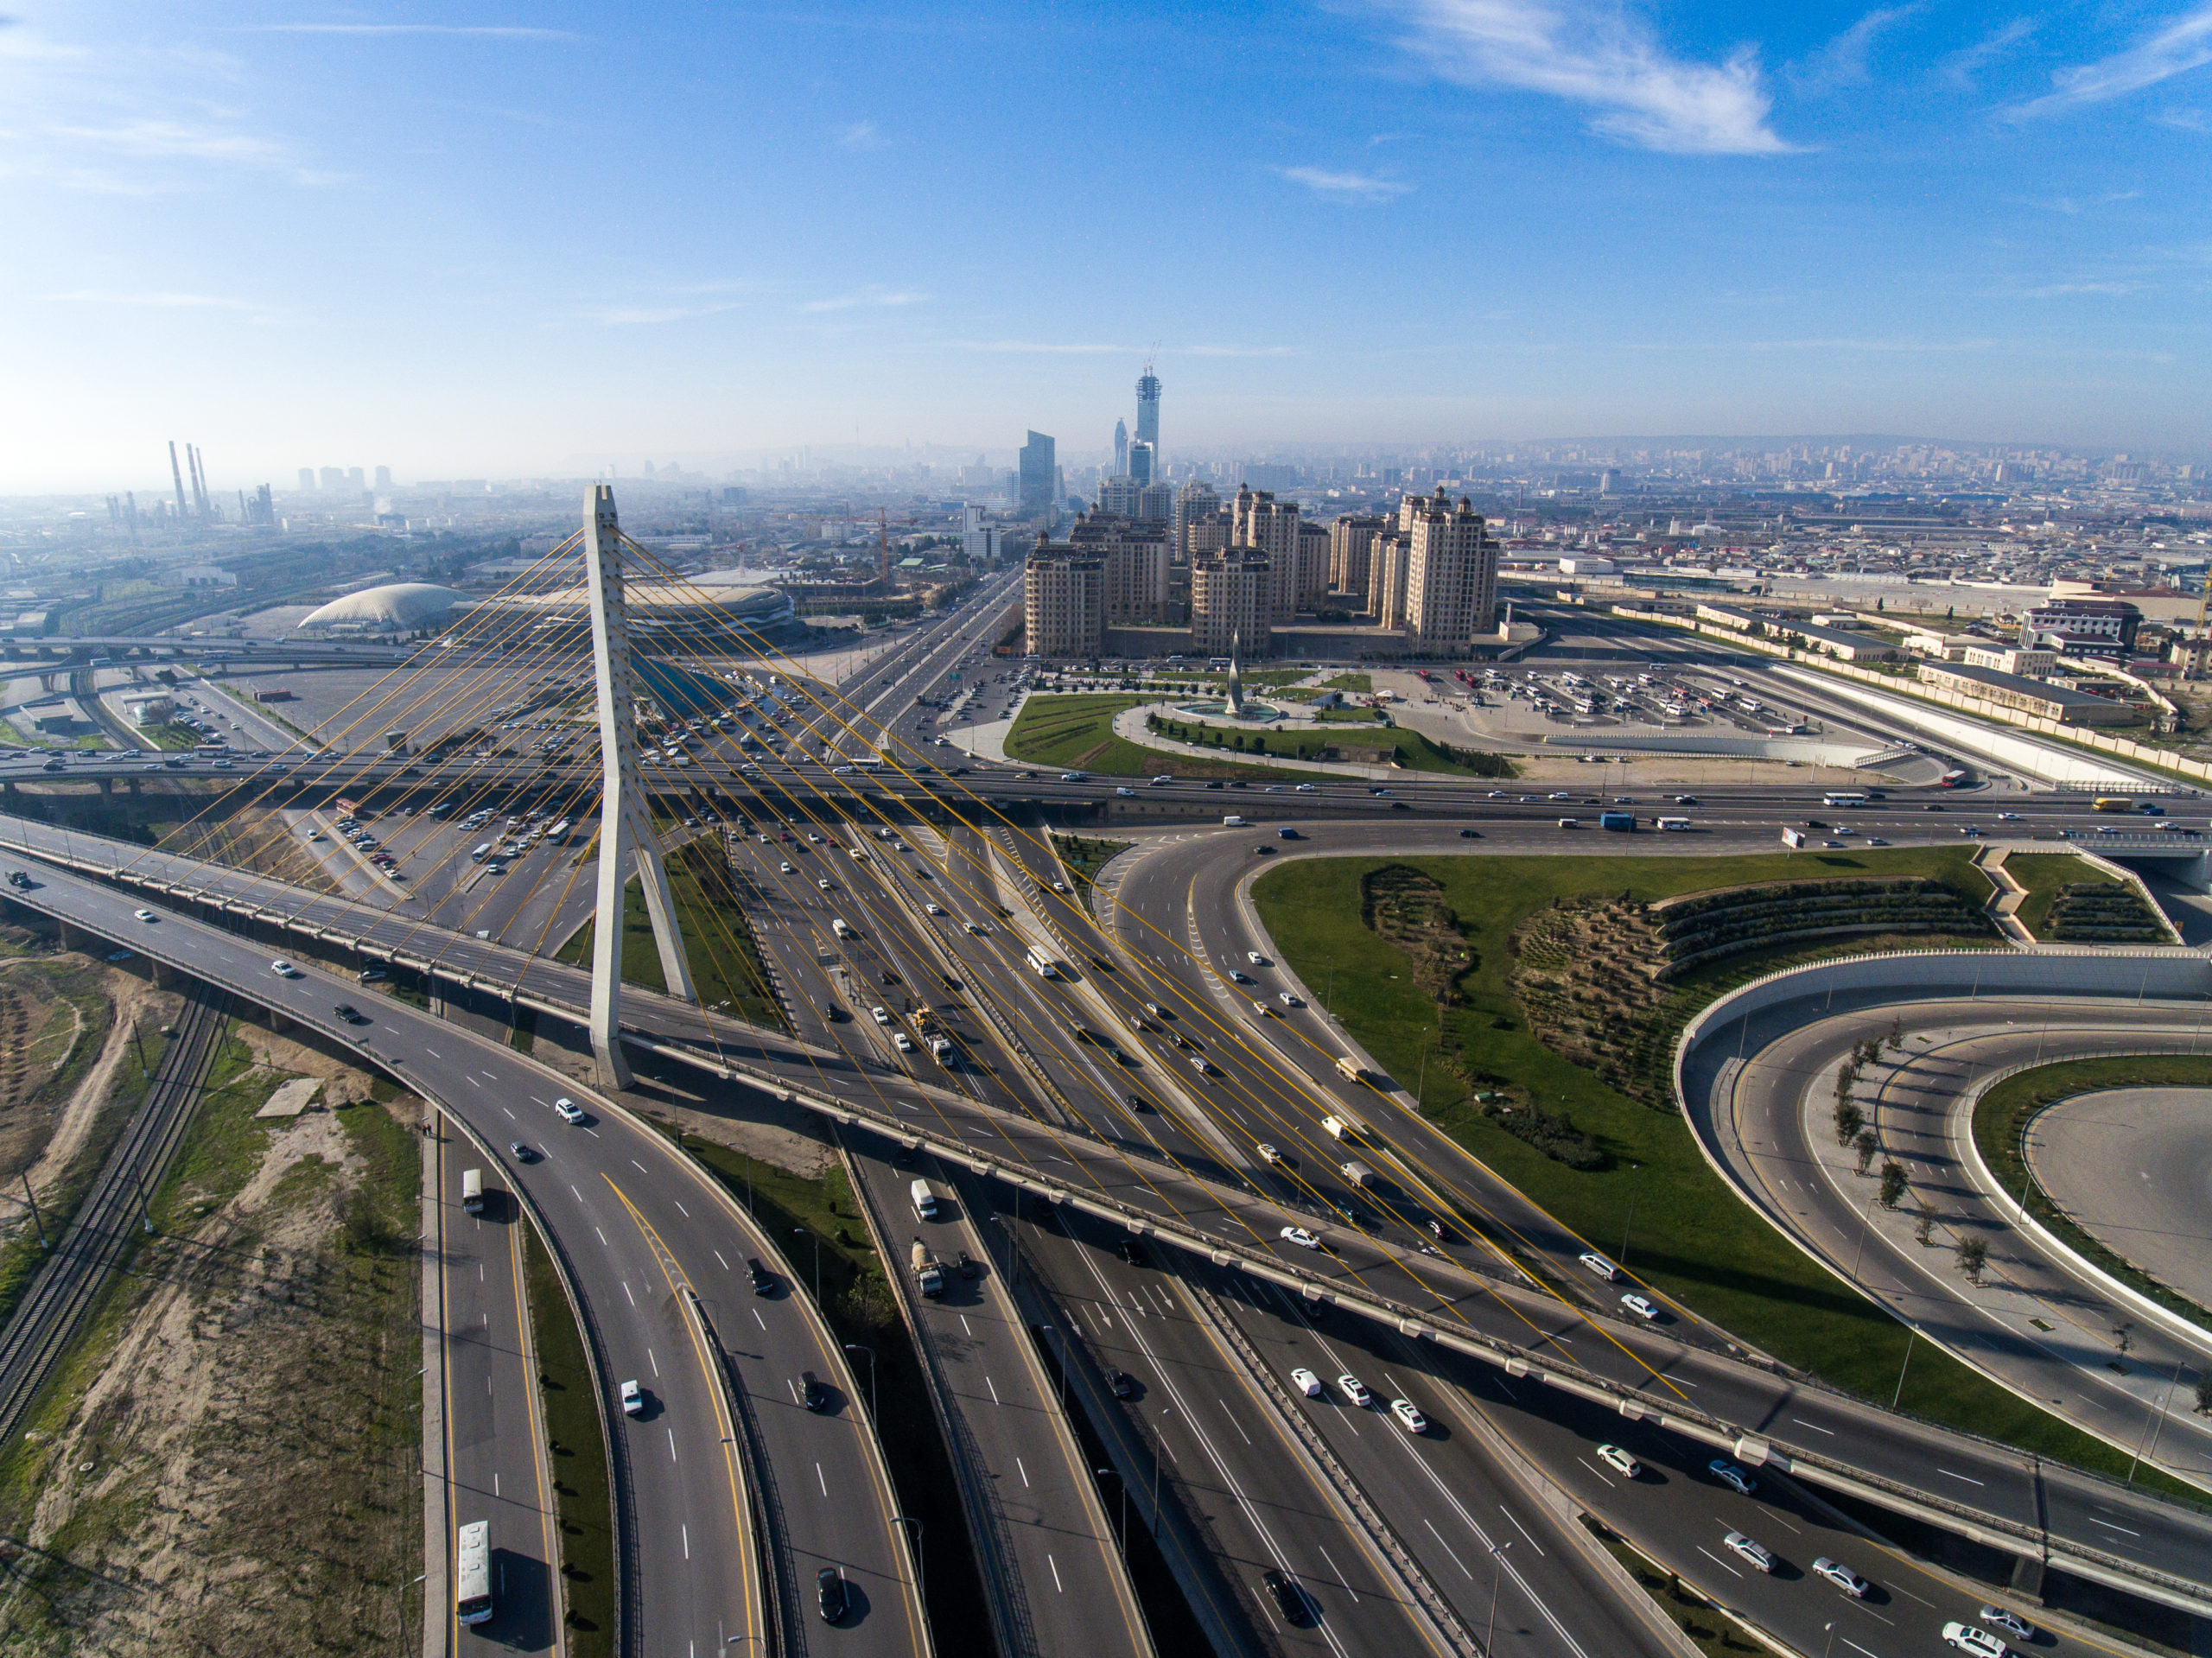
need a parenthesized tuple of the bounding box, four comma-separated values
(714, 1250, 728, 1270)
(675, 1200, 690, 1218)
(1500, 1506, 1544, 1554)
(648, 1350, 659, 1378)
(753, 1308, 766, 1331)
(682, 1524, 690, 1560)
(501, 1106, 515, 1120)
(1422, 1517, 1474, 1579)
(425, 1049, 442, 1058)
(668, 1429, 677, 1462)
(1791, 1417, 1835, 1435)
(959, 1316, 973, 1336)
(1577, 1458, 1615, 1488)
(1048, 1554, 1063, 1593)
(631, 1159, 648, 1173)
(2087, 1515, 2142, 1537)
(570, 1185, 582, 1202)
(1841, 1641, 1883, 1658)
(622, 1282, 635, 1306)
(1697, 1546, 1742, 1579)
(1318, 1545, 1359, 1603)
(493, 1472, 500, 1496)
(1015, 1457, 1030, 1488)
(467, 1076, 480, 1087)
(594, 1227, 608, 1246)
(1938, 1468, 1985, 1486)
(986, 1377, 1001, 1407)
(816, 1462, 828, 1497)
(1217, 1400, 1252, 1445)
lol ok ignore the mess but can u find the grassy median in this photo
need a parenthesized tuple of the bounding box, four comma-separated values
(557, 840, 785, 1030)
(1250, 847, 2210, 1490)
(2005, 853, 2121, 940)
(524, 1222, 616, 1658)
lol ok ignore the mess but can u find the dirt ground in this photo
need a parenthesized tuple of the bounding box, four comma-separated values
(160, 806, 341, 895)
(1507, 754, 1876, 786)
(0, 1029, 423, 1656)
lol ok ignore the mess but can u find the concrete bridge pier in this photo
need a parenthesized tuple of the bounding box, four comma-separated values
(2008, 1551, 2045, 1604)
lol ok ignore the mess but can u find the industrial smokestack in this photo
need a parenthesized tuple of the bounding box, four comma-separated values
(168, 441, 189, 522)
(189, 444, 213, 519)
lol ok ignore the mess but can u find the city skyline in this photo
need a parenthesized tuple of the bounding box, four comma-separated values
(5, 0, 2212, 490)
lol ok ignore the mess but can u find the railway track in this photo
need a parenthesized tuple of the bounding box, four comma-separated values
(0, 978, 232, 1447)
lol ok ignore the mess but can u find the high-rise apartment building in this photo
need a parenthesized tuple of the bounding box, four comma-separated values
(1296, 520, 1331, 610)
(1135, 365, 1160, 451)
(1070, 513, 1173, 625)
(1370, 531, 1410, 628)
(1018, 431, 1058, 520)
(1096, 475, 1141, 518)
(1137, 480, 1175, 524)
(346, 467, 365, 491)
(319, 467, 345, 492)
(961, 503, 1003, 568)
(1231, 485, 1302, 624)
(1329, 514, 1386, 605)
(1190, 552, 1271, 657)
(1024, 538, 1103, 658)
(296, 468, 315, 492)
(374, 465, 392, 490)
(1173, 480, 1220, 556)
(1129, 440, 1154, 487)
(1402, 495, 1496, 651)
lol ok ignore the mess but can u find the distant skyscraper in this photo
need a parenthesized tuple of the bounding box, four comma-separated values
(375, 465, 392, 490)
(1135, 364, 1160, 453)
(346, 467, 365, 491)
(296, 467, 315, 492)
(1128, 440, 1154, 488)
(319, 467, 345, 492)
(1018, 431, 1057, 520)
(1136, 480, 1175, 524)
(1113, 420, 1129, 479)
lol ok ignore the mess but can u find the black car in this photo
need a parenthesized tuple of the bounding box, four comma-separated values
(817, 1566, 848, 1623)
(1109, 1369, 1137, 1400)
(801, 1370, 830, 1412)
(1117, 1238, 1148, 1267)
(1459, 828, 1480, 838)
(1924, 803, 1947, 811)
(1253, 844, 1274, 855)
(1263, 1569, 1311, 1625)
(957, 1249, 978, 1280)
(333, 1003, 365, 1024)
(1124, 1092, 1153, 1113)
(747, 1257, 775, 1294)
(1204, 780, 1224, 790)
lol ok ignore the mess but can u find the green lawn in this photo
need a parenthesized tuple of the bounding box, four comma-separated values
(1249, 846, 2200, 1488)
(524, 1223, 615, 1657)
(1004, 694, 1327, 779)
(2005, 852, 2120, 939)
(557, 840, 785, 1030)
(1323, 672, 1373, 692)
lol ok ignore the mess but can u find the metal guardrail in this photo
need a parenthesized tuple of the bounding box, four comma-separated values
(683, 1289, 788, 1658)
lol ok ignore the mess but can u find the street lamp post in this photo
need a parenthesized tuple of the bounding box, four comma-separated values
(1485, 1540, 1512, 1652)
(793, 1227, 819, 1305)
(843, 1343, 877, 1422)
(1620, 1163, 1640, 1267)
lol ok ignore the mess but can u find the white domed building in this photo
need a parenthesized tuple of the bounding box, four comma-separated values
(299, 582, 473, 635)
(461, 566, 798, 646)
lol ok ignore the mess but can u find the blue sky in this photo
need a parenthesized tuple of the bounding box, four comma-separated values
(4, 0, 2210, 491)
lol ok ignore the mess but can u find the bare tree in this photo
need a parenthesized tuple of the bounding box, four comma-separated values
(1914, 1210, 1935, 1247)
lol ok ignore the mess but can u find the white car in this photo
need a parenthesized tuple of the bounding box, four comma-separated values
(817, 878, 831, 890)
(1252, 1000, 1273, 1018)
(1291, 1367, 1323, 1397)
(780, 861, 794, 873)
(133, 908, 156, 922)
(1978, 1607, 2035, 1642)
(1578, 1251, 1617, 1280)
(1620, 1293, 1658, 1320)
(893, 1032, 914, 1053)
(1277, 991, 1301, 1007)
(1247, 950, 1268, 964)
(554, 1099, 586, 1124)
(1997, 811, 2020, 822)
(620, 1379, 644, 1417)
(270, 958, 300, 978)
(1708, 1459, 1757, 1495)
(1389, 1398, 1427, 1433)
(1722, 1532, 1774, 1572)
(871, 1007, 891, 1026)
(1145, 1003, 1164, 1016)
(1295, 783, 1317, 792)
(1279, 1225, 1320, 1250)
(1337, 1375, 1370, 1407)
(1811, 1557, 1869, 1597)
(1596, 1444, 1640, 1478)
(925, 903, 944, 916)
(1942, 1623, 2008, 1657)
(1256, 1143, 1281, 1164)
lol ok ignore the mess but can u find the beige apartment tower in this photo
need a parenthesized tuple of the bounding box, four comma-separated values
(1231, 485, 1302, 624)
(1402, 495, 1495, 651)
(1024, 539, 1105, 658)
(1329, 514, 1385, 607)
(1190, 552, 1272, 658)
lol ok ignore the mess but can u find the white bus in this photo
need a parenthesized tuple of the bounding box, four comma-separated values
(1025, 945, 1058, 979)
(456, 1519, 493, 1624)
(1822, 791, 1868, 808)
(1654, 816, 1693, 832)
(546, 818, 571, 844)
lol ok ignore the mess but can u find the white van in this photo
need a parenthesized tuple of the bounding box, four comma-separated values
(910, 1178, 938, 1220)
(831, 918, 854, 939)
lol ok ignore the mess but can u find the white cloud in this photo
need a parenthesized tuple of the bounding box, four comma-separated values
(1274, 165, 1412, 200)
(1382, 0, 1794, 156)
(587, 301, 745, 326)
(1789, 5, 1919, 93)
(53, 118, 287, 165)
(2011, 3, 2212, 118)
(836, 119, 887, 151)
(801, 288, 927, 313)
(1941, 16, 2035, 87)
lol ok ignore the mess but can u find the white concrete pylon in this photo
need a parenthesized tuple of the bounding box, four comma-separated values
(582, 485, 697, 1089)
